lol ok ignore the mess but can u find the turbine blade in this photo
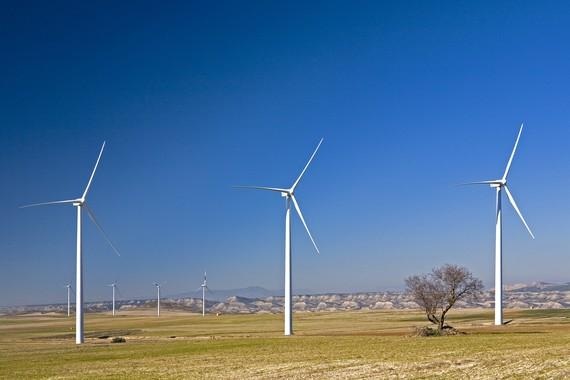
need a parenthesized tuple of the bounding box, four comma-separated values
(233, 185, 289, 193)
(502, 124, 523, 180)
(504, 185, 535, 239)
(83, 203, 121, 256)
(82, 141, 106, 200)
(290, 195, 320, 254)
(458, 181, 497, 186)
(291, 138, 323, 192)
(19, 199, 77, 208)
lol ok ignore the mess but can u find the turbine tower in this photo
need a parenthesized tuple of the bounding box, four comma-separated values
(463, 124, 534, 325)
(65, 283, 72, 317)
(235, 138, 323, 335)
(153, 282, 162, 317)
(21, 142, 121, 344)
(200, 272, 209, 317)
(108, 282, 117, 316)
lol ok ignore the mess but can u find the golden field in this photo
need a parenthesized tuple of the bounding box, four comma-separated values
(1, 308, 569, 379)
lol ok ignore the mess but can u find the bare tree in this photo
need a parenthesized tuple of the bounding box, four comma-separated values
(405, 264, 484, 331)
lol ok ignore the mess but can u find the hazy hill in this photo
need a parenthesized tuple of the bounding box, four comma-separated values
(2, 282, 569, 316)
(168, 286, 282, 301)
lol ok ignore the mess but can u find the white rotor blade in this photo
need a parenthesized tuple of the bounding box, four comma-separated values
(502, 124, 523, 180)
(504, 185, 535, 239)
(83, 203, 121, 256)
(291, 138, 324, 192)
(290, 195, 320, 254)
(82, 141, 106, 200)
(20, 199, 78, 208)
(233, 185, 289, 193)
(458, 180, 498, 186)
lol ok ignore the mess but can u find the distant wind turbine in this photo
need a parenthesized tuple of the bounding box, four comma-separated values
(462, 124, 534, 325)
(65, 283, 72, 317)
(235, 138, 323, 335)
(153, 282, 164, 317)
(21, 142, 120, 344)
(108, 282, 118, 316)
(200, 272, 210, 317)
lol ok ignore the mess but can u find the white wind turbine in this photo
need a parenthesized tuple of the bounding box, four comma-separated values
(21, 142, 121, 344)
(463, 124, 534, 325)
(200, 272, 210, 317)
(235, 138, 323, 336)
(65, 283, 72, 317)
(108, 282, 118, 316)
(153, 282, 164, 317)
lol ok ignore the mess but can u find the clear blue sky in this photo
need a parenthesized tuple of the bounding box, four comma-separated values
(1, 1, 569, 305)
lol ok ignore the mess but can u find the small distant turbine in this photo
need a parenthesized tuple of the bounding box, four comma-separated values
(153, 282, 164, 317)
(22, 142, 121, 344)
(200, 272, 210, 317)
(108, 282, 118, 316)
(235, 138, 323, 336)
(462, 124, 534, 325)
(65, 283, 72, 317)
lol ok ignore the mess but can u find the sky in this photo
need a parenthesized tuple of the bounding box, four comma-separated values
(1, 1, 570, 306)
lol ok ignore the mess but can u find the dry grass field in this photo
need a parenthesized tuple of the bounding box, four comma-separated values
(1, 308, 569, 379)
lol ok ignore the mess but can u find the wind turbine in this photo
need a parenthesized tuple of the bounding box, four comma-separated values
(463, 124, 534, 325)
(65, 283, 72, 317)
(21, 142, 121, 344)
(108, 282, 117, 316)
(235, 138, 323, 336)
(200, 272, 210, 317)
(153, 282, 163, 317)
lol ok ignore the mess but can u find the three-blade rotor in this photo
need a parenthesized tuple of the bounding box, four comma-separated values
(20, 142, 122, 254)
(200, 272, 211, 292)
(234, 138, 323, 254)
(462, 124, 534, 239)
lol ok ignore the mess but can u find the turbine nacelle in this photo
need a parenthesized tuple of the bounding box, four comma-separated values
(489, 179, 506, 188)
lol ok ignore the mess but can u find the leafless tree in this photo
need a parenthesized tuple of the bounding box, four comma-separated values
(405, 264, 484, 331)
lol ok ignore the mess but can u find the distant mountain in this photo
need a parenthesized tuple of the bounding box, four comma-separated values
(510, 282, 570, 292)
(167, 286, 313, 302)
